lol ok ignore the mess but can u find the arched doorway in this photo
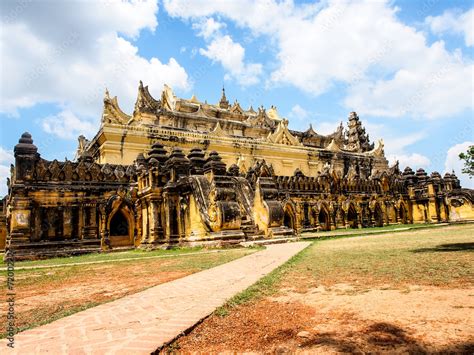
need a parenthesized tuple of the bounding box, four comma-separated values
(283, 203, 295, 230)
(373, 204, 384, 227)
(170, 205, 179, 238)
(347, 204, 358, 228)
(108, 210, 133, 247)
(283, 210, 294, 230)
(318, 208, 331, 231)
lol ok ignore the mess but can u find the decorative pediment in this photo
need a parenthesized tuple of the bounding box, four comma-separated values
(267, 120, 301, 146)
(247, 105, 256, 114)
(327, 122, 345, 143)
(246, 107, 275, 129)
(133, 81, 161, 116)
(189, 94, 199, 103)
(365, 139, 385, 157)
(230, 100, 244, 114)
(101, 89, 131, 125)
(325, 139, 341, 152)
(161, 84, 178, 111)
(267, 106, 283, 122)
(210, 122, 227, 137)
(304, 124, 317, 137)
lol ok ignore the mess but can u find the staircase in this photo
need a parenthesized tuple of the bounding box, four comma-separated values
(240, 216, 264, 239)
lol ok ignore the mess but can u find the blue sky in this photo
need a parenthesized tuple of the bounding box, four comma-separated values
(0, 0, 473, 196)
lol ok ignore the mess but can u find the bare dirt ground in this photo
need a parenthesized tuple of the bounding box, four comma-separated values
(174, 286, 473, 354)
(170, 225, 474, 354)
(0, 249, 253, 335)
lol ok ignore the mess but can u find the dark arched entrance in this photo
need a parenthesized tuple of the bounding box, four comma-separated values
(283, 209, 294, 229)
(170, 205, 179, 238)
(373, 204, 384, 227)
(347, 205, 358, 228)
(318, 208, 331, 231)
(109, 210, 132, 247)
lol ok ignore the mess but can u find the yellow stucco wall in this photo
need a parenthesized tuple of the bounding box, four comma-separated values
(90, 124, 387, 178)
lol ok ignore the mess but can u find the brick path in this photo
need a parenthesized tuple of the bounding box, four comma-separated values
(2, 242, 310, 354)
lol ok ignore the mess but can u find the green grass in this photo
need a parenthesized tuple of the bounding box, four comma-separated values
(3, 246, 213, 268)
(290, 224, 474, 288)
(301, 222, 444, 239)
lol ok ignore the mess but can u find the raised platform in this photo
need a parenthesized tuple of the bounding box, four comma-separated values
(4, 239, 102, 261)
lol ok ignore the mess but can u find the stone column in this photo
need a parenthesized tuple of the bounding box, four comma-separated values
(78, 204, 84, 240)
(99, 204, 110, 250)
(63, 207, 72, 238)
(384, 202, 391, 225)
(141, 200, 149, 244)
(8, 197, 32, 246)
(314, 211, 321, 232)
(439, 201, 448, 222)
(344, 212, 350, 229)
(334, 205, 343, 229)
(149, 199, 164, 244)
(31, 208, 42, 242)
(56, 206, 64, 238)
(357, 209, 363, 229)
(47, 208, 56, 239)
(329, 204, 336, 231)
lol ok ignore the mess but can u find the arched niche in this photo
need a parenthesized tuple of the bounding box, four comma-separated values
(107, 203, 135, 247)
(283, 202, 296, 230)
(347, 203, 358, 229)
(373, 203, 384, 227)
(318, 204, 331, 231)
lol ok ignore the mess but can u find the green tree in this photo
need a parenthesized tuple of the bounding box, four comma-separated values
(459, 145, 474, 178)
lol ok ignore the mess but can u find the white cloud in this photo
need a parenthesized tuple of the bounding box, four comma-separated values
(0, 147, 14, 197)
(378, 129, 431, 170)
(190, 16, 262, 86)
(387, 153, 431, 171)
(444, 141, 473, 189)
(288, 104, 309, 121)
(0, 147, 14, 164)
(41, 110, 98, 140)
(164, 0, 473, 120)
(0, 1, 190, 129)
(192, 17, 225, 40)
(314, 121, 340, 136)
(426, 8, 474, 47)
(199, 34, 262, 86)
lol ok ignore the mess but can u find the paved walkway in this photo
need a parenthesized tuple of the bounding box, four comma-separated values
(2, 242, 310, 354)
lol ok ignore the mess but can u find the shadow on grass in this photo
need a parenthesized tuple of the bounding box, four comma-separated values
(299, 321, 474, 354)
(411, 242, 474, 253)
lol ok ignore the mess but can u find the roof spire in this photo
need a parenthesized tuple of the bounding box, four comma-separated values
(219, 84, 229, 109)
